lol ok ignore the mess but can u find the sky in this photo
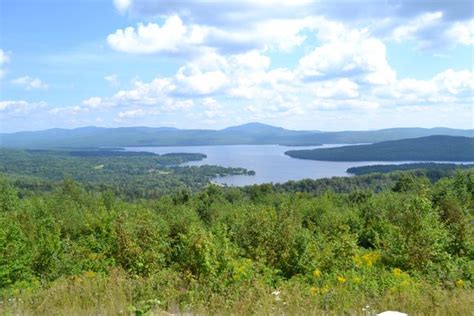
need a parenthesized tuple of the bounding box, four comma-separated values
(0, 0, 473, 132)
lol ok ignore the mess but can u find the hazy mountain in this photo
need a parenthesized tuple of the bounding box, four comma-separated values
(285, 136, 474, 161)
(1, 123, 473, 148)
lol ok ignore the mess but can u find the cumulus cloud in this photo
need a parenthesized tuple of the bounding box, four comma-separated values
(0, 100, 47, 114)
(446, 19, 474, 45)
(82, 97, 104, 108)
(390, 12, 474, 49)
(106, 15, 317, 55)
(88, 3, 474, 127)
(11, 76, 49, 89)
(88, 36, 472, 122)
(299, 27, 396, 85)
(107, 16, 200, 54)
(175, 65, 229, 95)
(113, 0, 473, 54)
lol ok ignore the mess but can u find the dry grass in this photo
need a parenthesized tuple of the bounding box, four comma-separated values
(2, 271, 473, 316)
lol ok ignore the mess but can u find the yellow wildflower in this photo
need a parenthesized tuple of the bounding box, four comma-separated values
(320, 285, 330, 294)
(455, 279, 465, 289)
(392, 268, 403, 277)
(353, 255, 362, 267)
(313, 269, 321, 278)
(310, 287, 319, 295)
(400, 280, 410, 287)
(84, 271, 96, 278)
(337, 276, 347, 284)
(362, 252, 380, 267)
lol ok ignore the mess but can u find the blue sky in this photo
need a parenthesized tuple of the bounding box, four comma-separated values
(1, 0, 473, 132)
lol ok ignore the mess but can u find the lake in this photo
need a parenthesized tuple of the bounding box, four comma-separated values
(125, 144, 448, 186)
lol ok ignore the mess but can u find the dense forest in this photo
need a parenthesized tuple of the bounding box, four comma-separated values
(285, 135, 474, 161)
(0, 148, 253, 199)
(348, 163, 474, 177)
(0, 166, 473, 314)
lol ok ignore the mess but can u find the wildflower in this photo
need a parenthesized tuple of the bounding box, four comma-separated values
(84, 271, 96, 278)
(455, 279, 465, 288)
(362, 252, 380, 267)
(353, 255, 362, 267)
(392, 268, 403, 277)
(313, 268, 321, 278)
(310, 287, 319, 295)
(272, 290, 281, 301)
(337, 276, 347, 284)
(400, 280, 410, 287)
(320, 285, 330, 294)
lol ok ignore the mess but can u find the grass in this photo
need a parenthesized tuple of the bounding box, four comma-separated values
(1, 269, 473, 315)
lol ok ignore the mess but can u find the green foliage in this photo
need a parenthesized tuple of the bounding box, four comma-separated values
(0, 170, 473, 314)
(286, 135, 474, 161)
(0, 148, 253, 200)
(348, 162, 474, 181)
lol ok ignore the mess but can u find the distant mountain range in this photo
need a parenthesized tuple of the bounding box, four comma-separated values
(0, 122, 473, 148)
(285, 136, 474, 162)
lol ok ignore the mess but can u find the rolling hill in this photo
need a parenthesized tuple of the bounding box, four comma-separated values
(285, 135, 474, 161)
(1, 123, 473, 148)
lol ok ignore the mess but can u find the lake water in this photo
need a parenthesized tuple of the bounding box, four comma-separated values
(124, 144, 455, 186)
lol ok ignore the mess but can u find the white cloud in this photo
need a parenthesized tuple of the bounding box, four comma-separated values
(111, 1, 473, 56)
(392, 11, 443, 44)
(232, 50, 270, 70)
(175, 65, 229, 95)
(118, 108, 146, 118)
(372, 69, 474, 107)
(82, 97, 104, 108)
(446, 19, 474, 46)
(311, 79, 359, 99)
(104, 74, 119, 86)
(11, 76, 48, 89)
(0, 100, 47, 114)
(0, 49, 10, 65)
(391, 12, 474, 49)
(107, 16, 194, 54)
(49, 106, 86, 115)
(432, 69, 474, 96)
(113, 0, 131, 14)
(299, 28, 396, 85)
(106, 14, 321, 55)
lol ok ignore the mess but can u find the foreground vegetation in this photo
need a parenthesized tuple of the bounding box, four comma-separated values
(1, 168, 473, 315)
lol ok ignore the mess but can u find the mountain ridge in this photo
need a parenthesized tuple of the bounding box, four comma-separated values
(1, 123, 472, 149)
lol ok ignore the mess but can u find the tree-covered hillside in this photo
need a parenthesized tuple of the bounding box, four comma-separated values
(0, 170, 473, 314)
(286, 135, 474, 161)
(348, 162, 474, 176)
(0, 148, 253, 199)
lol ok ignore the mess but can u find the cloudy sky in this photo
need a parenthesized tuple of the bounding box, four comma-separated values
(1, 0, 473, 132)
